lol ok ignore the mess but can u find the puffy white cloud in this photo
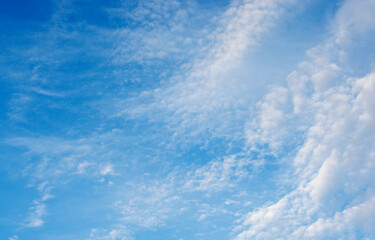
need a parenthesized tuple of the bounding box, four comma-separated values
(235, 0, 375, 239)
(304, 196, 375, 238)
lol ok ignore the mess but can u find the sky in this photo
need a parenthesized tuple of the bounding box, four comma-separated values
(1, 0, 375, 239)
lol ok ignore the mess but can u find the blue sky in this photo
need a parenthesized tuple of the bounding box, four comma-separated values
(1, 0, 375, 239)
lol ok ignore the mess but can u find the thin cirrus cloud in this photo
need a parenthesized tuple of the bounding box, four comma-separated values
(1, 0, 375, 239)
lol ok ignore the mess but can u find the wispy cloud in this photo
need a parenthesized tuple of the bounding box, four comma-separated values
(2, 0, 374, 239)
(184, 154, 262, 192)
(89, 226, 133, 240)
(24, 201, 46, 228)
(115, 0, 298, 143)
(111, 0, 201, 66)
(5, 136, 118, 228)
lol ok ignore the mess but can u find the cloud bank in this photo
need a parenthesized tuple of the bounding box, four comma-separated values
(236, 0, 375, 239)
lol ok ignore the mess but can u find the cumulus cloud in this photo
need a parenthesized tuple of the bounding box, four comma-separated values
(237, 72, 375, 239)
(235, 0, 375, 239)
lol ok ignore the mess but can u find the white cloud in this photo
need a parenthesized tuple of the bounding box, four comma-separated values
(245, 86, 291, 150)
(5, 136, 123, 181)
(24, 201, 46, 228)
(235, 0, 375, 238)
(77, 161, 91, 174)
(89, 226, 133, 240)
(30, 87, 67, 97)
(117, 0, 297, 142)
(7, 93, 33, 122)
(111, 0, 198, 65)
(100, 163, 115, 176)
(333, 0, 375, 46)
(5, 0, 374, 239)
(5, 135, 121, 228)
(21, 181, 54, 228)
(184, 154, 262, 192)
(304, 196, 375, 238)
(114, 177, 180, 228)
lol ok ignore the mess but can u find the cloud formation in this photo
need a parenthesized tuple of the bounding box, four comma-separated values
(1, 0, 375, 239)
(236, 0, 375, 239)
(117, 0, 297, 142)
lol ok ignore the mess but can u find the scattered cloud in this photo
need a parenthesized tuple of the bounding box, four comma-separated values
(100, 163, 115, 176)
(115, 0, 298, 142)
(184, 154, 262, 192)
(24, 201, 46, 228)
(89, 226, 133, 240)
(1, 0, 374, 239)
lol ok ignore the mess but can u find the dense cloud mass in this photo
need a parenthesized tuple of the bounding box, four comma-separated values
(238, 1, 375, 238)
(1, 0, 374, 239)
